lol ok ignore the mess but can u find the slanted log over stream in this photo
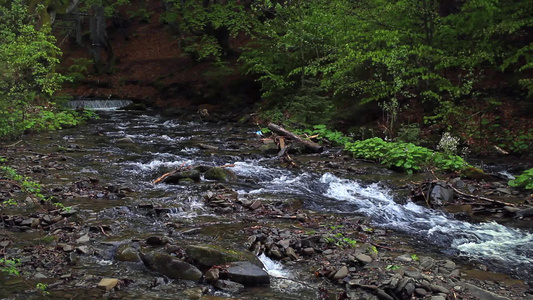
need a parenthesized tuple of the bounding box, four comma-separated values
(268, 123, 323, 153)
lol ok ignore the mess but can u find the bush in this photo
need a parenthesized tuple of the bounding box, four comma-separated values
(509, 168, 533, 190)
(345, 137, 468, 174)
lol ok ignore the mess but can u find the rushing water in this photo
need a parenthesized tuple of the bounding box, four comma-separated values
(4, 104, 532, 298)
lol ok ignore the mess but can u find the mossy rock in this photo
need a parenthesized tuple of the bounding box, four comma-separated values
(204, 167, 237, 182)
(462, 167, 493, 181)
(185, 244, 262, 268)
(140, 251, 202, 281)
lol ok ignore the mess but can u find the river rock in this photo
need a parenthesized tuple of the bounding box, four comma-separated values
(185, 244, 262, 268)
(76, 234, 90, 244)
(430, 184, 454, 206)
(204, 167, 237, 182)
(115, 245, 141, 262)
(160, 170, 201, 184)
(226, 261, 270, 285)
(97, 278, 119, 291)
(332, 266, 349, 280)
(214, 280, 245, 293)
(516, 207, 533, 218)
(355, 253, 372, 264)
(205, 268, 219, 283)
(140, 251, 202, 281)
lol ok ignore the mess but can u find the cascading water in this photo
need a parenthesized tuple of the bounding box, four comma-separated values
(75, 110, 532, 282)
(69, 99, 133, 110)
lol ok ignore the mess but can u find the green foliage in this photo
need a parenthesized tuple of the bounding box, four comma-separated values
(301, 124, 352, 146)
(396, 124, 421, 144)
(0, 2, 93, 140)
(322, 224, 357, 248)
(386, 265, 401, 270)
(0, 258, 20, 276)
(162, 0, 254, 61)
(1, 156, 70, 212)
(508, 168, 533, 190)
(345, 137, 468, 174)
(410, 254, 419, 261)
(241, 0, 531, 151)
(66, 58, 92, 84)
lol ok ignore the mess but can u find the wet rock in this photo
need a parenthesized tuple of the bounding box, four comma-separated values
(461, 283, 512, 300)
(115, 245, 141, 262)
(430, 284, 450, 294)
(430, 184, 454, 206)
(184, 287, 204, 299)
(302, 247, 315, 256)
(332, 266, 349, 280)
(160, 107, 187, 117)
(185, 244, 262, 268)
(430, 296, 446, 300)
(286, 247, 299, 260)
(516, 207, 533, 218)
(249, 200, 262, 210)
(76, 234, 90, 244)
(204, 167, 237, 182)
(226, 261, 270, 286)
(146, 236, 167, 246)
(97, 278, 119, 291)
(442, 260, 456, 270)
(355, 253, 372, 264)
(205, 268, 219, 283)
(259, 141, 278, 153)
(394, 254, 413, 262)
(419, 256, 435, 270)
(140, 251, 202, 281)
(214, 280, 245, 293)
(404, 268, 422, 279)
(414, 288, 428, 296)
(376, 289, 394, 300)
(161, 170, 201, 184)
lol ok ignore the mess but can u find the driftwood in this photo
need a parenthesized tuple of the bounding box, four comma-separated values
(267, 123, 323, 153)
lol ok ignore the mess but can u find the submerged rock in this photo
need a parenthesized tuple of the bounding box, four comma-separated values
(140, 251, 202, 281)
(204, 167, 237, 182)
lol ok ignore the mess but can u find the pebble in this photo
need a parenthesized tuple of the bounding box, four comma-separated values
(414, 288, 428, 296)
(332, 266, 348, 280)
(355, 253, 372, 264)
(394, 254, 412, 262)
(76, 234, 90, 244)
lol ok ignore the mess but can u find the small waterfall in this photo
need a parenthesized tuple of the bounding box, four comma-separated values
(259, 253, 290, 278)
(69, 99, 133, 110)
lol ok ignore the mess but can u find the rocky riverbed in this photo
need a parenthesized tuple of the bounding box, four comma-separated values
(1, 109, 532, 299)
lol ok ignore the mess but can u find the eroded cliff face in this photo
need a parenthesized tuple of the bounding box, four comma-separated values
(58, 0, 259, 112)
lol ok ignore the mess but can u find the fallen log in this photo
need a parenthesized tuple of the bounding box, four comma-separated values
(267, 123, 323, 153)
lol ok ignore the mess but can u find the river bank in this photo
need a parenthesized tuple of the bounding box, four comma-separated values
(1, 109, 532, 299)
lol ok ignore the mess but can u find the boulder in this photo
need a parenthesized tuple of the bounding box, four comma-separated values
(185, 244, 262, 268)
(140, 251, 202, 281)
(226, 261, 270, 286)
(204, 167, 237, 182)
(161, 170, 201, 184)
(430, 184, 454, 206)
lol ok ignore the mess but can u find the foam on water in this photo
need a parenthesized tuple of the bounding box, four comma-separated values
(259, 253, 290, 278)
(234, 162, 533, 276)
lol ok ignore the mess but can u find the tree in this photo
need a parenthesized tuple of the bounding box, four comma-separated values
(161, 0, 254, 61)
(0, 1, 86, 139)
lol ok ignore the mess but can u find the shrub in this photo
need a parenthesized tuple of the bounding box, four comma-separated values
(509, 168, 533, 190)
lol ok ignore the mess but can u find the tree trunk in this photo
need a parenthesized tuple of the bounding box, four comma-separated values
(267, 123, 323, 153)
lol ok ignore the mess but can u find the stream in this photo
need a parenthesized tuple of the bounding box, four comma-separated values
(1, 102, 532, 299)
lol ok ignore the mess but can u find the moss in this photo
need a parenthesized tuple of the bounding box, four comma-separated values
(462, 167, 492, 181)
